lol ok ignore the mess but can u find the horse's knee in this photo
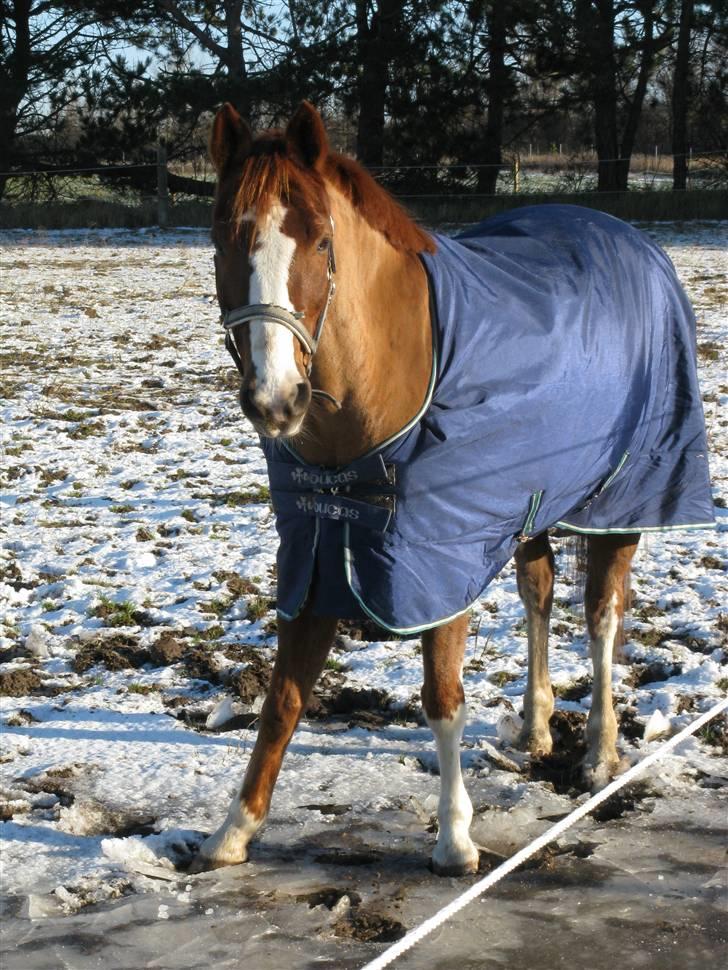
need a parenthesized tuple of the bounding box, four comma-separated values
(421, 677, 465, 723)
(515, 533, 554, 614)
(260, 679, 304, 738)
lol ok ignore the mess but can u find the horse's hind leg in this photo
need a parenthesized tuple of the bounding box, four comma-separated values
(191, 608, 337, 871)
(583, 532, 640, 790)
(514, 532, 555, 757)
(421, 613, 479, 876)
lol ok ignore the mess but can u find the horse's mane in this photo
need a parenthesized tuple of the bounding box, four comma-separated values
(230, 133, 435, 254)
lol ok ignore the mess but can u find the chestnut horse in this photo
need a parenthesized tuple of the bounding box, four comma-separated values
(193, 101, 650, 876)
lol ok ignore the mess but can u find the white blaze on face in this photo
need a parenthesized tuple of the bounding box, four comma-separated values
(247, 203, 300, 406)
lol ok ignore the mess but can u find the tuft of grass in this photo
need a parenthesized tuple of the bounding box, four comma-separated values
(127, 683, 160, 695)
(90, 596, 139, 627)
(489, 670, 520, 687)
(221, 485, 271, 507)
(700, 554, 724, 570)
(202, 596, 235, 618)
(68, 420, 105, 439)
(192, 624, 225, 644)
(212, 571, 260, 597)
(39, 467, 68, 487)
(324, 657, 348, 672)
(247, 596, 273, 621)
(110, 504, 134, 514)
(697, 341, 720, 361)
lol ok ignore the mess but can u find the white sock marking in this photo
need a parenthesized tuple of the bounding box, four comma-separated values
(198, 793, 262, 866)
(427, 704, 478, 871)
(587, 591, 620, 783)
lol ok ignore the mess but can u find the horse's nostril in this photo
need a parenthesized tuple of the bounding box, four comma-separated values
(294, 382, 311, 413)
(240, 386, 263, 419)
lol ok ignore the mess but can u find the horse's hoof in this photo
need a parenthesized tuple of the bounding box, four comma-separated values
(431, 839, 479, 877)
(431, 853, 480, 878)
(187, 833, 249, 873)
(187, 852, 246, 874)
(516, 726, 553, 758)
(581, 756, 621, 793)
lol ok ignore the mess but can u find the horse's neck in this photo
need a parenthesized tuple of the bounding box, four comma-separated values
(293, 196, 432, 467)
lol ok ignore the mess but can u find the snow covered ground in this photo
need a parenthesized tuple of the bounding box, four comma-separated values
(0, 222, 726, 968)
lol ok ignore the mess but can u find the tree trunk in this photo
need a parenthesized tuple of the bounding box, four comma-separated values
(577, 0, 620, 192)
(672, 0, 694, 190)
(355, 0, 403, 167)
(478, 2, 508, 195)
(223, 1, 250, 118)
(617, 2, 657, 190)
(0, 0, 32, 199)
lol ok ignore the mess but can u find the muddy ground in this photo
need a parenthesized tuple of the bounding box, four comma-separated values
(1, 224, 726, 968)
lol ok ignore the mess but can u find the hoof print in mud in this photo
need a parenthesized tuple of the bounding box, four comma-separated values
(333, 906, 407, 944)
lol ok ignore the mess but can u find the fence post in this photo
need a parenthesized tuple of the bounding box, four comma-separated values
(512, 153, 521, 194)
(157, 141, 169, 229)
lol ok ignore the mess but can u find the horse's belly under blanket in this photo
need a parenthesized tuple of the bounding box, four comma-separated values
(264, 205, 715, 634)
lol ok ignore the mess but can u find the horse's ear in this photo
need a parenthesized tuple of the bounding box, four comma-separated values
(286, 101, 329, 170)
(209, 103, 252, 174)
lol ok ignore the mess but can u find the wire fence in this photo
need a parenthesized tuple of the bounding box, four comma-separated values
(373, 149, 728, 196)
(0, 146, 725, 228)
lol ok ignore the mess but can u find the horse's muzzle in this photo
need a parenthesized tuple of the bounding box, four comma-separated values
(240, 380, 311, 437)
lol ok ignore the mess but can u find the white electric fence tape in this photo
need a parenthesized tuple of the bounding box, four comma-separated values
(360, 696, 728, 970)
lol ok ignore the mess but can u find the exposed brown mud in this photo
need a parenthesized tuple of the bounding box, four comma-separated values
(624, 660, 683, 688)
(526, 709, 588, 793)
(0, 667, 42, 696)
(18, 768, 77, 808)
(71, 636, 148, 673)
(148, 634, 185, 666)
(228, 653, 271, 704)
(333, 905, 407, 943)
(590, 781, 657, 823)
(295, 887, 362, 909)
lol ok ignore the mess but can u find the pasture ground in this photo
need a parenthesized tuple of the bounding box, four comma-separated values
(0, 222, 726, 968)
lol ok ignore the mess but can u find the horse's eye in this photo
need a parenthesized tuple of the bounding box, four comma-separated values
(317, 237, 330, 253)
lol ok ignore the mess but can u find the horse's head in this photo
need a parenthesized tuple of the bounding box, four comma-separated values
(210, 101, 336, 438)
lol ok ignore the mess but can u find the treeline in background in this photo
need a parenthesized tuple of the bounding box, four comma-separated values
(1, 1, 726, 221)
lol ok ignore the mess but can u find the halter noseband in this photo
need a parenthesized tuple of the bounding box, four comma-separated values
(220, 218, 340, 409)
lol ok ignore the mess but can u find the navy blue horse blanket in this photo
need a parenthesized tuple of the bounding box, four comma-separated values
(262, 205, 715, 633)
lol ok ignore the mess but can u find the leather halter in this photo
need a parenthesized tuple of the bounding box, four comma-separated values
(220, 220, 339, 409)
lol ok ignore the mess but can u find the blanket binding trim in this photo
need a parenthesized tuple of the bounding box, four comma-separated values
(596, 450, 630, 496)
(555, 520, 717, 535)
(342, 521, 473, 635)
(518, 489, 544, 541)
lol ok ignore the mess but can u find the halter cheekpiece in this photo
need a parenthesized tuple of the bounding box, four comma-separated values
(220, 217, 340, 408)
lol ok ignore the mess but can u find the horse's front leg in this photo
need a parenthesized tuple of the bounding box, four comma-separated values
(514, 532, 555, 757)
(422, 614, 479, 876)
(191, 607, 337, 871)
